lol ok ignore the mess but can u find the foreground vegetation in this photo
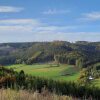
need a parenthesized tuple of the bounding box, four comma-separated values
(0, 88, 74, 100)
(0, 66, 100, 99)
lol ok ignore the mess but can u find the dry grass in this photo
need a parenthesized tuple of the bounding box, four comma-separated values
(0, 88, 74, 100)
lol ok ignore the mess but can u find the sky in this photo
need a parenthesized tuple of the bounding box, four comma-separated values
(0, 0, 100, 43)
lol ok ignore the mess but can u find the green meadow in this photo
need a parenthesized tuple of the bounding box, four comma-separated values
(5, 64, 100, 87)
(6, 64, 80, 82)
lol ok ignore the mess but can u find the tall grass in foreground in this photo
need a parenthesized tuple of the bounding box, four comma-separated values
(0, 88, 75, 100)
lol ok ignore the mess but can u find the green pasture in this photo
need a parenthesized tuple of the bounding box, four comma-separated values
(6, 64, 79, 81)
(5, 64, 100, 87)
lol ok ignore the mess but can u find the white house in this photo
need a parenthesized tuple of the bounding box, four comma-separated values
(89, 76, 94, 80)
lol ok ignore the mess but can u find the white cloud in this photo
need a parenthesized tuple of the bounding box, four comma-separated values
(0, 19, 42, 34)
(0, 6, 24, 13)
(0, 19, 41, 26)
(1, 18, 99, 42)
(0, 19, 75, 34)
(0, 19, 99, 42)
(79, 12, 100, 21)
(35, 26, 75, 32)
(0, 26, 33, 33)
(42, 9, 70, 15)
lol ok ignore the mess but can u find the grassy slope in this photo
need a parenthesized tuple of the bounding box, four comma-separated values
(91, 63, 100, 87)
(6, 64, 79, 82)
(92, 79, 100, 87)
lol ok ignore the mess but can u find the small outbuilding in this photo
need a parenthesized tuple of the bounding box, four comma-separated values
(89, 76, 94, 80)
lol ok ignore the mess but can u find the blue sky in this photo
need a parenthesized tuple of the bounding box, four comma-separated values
(0, 0, 100, 43)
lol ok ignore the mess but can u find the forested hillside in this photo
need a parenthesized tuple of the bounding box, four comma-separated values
(0, 41, 100, 68)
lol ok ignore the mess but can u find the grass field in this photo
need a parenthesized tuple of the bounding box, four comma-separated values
(6, 64, 80, 82)
(92, 79, 100, 87)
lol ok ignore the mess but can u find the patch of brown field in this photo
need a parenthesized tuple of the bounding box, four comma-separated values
(0, 88, 75, 100)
